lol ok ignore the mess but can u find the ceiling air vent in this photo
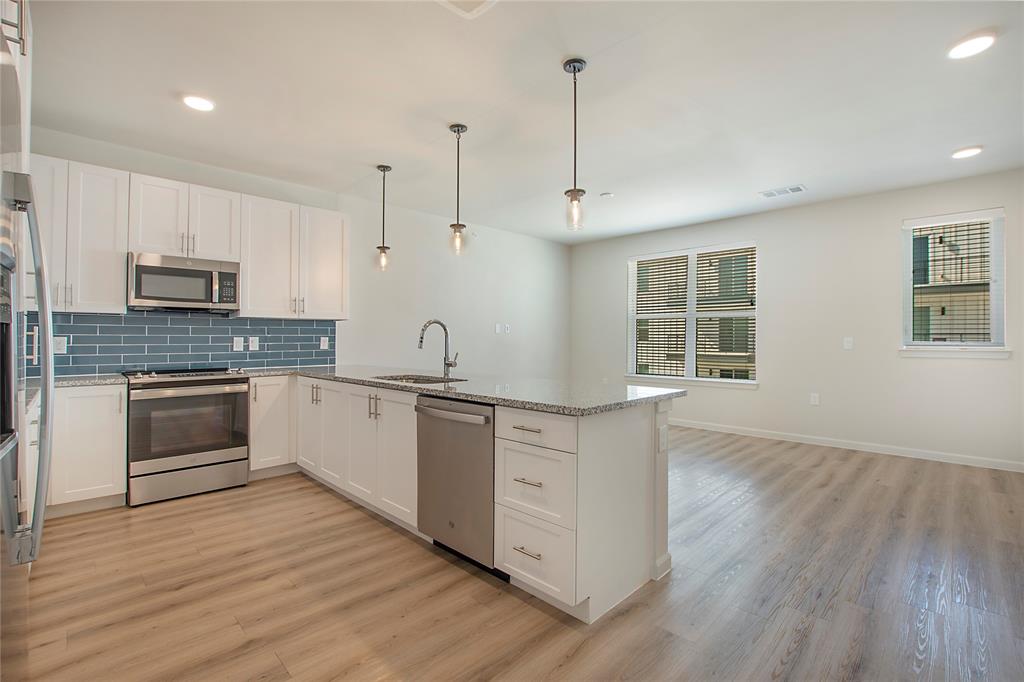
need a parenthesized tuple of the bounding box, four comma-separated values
(759, 184, 807, 199)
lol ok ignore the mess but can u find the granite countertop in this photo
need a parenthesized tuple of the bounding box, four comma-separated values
(292, 365, 686, 416)
(39, 365, 686, 417)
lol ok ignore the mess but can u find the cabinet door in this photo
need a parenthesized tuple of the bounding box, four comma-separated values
(295, 379, 322, 472)
(189, 184, 241, 261)
(343, 384, 378, 502)
(128, 173, 189, 256)
(298, 206, 347, 320)
(249, 376, 292, 470)
(240, 195, 299, 318)
(50, 385, 127, 505)
(65, 162, 129, 314)
(25, 154, 69, 312)
(318, 381, 349, 487)
(375, 388, 417, 525)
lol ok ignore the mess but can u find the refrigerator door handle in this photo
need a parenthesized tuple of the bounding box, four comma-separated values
(4, 171, 56, 564)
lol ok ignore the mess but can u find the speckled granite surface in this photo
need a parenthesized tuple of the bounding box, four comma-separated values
(39, 365, 685, 416)
(291, 365, 686, 416)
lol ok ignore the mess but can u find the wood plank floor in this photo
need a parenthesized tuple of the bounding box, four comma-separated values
(25, 427, 1024, 681)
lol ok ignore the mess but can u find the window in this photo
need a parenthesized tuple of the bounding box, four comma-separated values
(628, 244, 756, 381)
(902, 209, 1005, 347)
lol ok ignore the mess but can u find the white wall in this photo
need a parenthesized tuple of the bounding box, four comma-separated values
(32, 127, 572, 379)
(335, 194, 570, 377)
(570, 169, 1024, 471)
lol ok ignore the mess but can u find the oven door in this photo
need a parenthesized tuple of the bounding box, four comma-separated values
(128, 384, 249, 475)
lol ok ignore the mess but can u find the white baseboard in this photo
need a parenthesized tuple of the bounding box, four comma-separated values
(669, 418, 1024, 473)
(248, 463, 300, 480)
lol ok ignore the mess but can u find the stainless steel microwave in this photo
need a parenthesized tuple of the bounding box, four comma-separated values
(128, 253, 239, 312)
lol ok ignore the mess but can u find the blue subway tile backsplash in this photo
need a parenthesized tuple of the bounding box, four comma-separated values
(24, 310, 336, 377)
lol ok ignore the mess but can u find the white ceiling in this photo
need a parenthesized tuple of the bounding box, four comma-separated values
(30, 1, 1024, 244)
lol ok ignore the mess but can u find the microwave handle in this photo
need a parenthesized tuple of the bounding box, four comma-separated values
(212, 272, 219, 304)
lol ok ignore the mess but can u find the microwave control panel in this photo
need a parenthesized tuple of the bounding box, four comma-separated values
(218, 272, 238, 304)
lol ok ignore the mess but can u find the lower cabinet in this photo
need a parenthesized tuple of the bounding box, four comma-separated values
(51, 384, 127, 505)
(249, 375, 294, 470)
(296, 379, 417, 526)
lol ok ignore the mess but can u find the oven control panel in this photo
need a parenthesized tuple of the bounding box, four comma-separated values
(218, 272, 238, 304)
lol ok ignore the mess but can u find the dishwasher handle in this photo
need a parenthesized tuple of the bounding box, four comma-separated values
(414, 404, 491, 425)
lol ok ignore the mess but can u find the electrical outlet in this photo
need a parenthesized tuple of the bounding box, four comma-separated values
(232, 337, 245, 352)
(504, 324, 511, 334)
(842, 336, 854, 351)
(53, 336, 68, 354)
(319, 336, 329, 350)
(494, 323, 502, 334)
(248, 336, 259, 351)
(809, 392, 820, 406)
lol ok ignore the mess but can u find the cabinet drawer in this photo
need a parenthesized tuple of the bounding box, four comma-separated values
(495, 407, 577, 454)
(495, 438, 576, 529)
(494, 504, 576, 605)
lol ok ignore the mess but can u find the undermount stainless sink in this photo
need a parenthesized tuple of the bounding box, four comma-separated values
(373, 374, 467, 384)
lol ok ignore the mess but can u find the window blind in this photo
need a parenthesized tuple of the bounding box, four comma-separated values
(910, 221, 991, 343)
(636, 255, 687, 314)
(696, 317, 756, 379)
(696, 246, 756, 311)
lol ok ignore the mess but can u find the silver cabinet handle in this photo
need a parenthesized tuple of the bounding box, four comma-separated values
(513, 477, 543, 488)
(52, 282, 60, 306)
(66, 283, 72, 308)
(316, 385, 321, 404)
(310, 384, 316, 404)
(513, 546, 542, 561)
(252, 382, 258, 402)
(2, 0, 27, 56)
(118, 392, 123, 414)
(300, 297, 306, 315)
(367, 393, 372, 418)
(190, 234, 197, 254)
(374, 395, 380, 419)
(512, 425, 543, 434)
(291, 298, 297, 313)
(180, 233, 186, 253)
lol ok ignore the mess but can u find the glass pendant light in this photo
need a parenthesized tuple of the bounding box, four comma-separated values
(376, 164, 391, 271)
(563, 58, 587, 231)
(449, 123, 468, 255)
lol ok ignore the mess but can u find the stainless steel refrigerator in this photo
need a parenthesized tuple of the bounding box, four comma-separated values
(0, 13, 55, 679)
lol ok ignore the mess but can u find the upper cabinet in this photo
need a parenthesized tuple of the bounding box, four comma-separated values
(128, 173, 189, 256)
(128, 174, 241, 261)
(28, 154, 128, 314)
(240, 196, 348, 320)
(189, 184, 241, 261)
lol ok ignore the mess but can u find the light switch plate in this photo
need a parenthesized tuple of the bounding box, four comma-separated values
(248, 336, 259, 351)
(232, 337, 244, 352)
(319, 336, 329, 350)
(842, 336, 854, 350)
(53, 336, 68, 354)
(809, 392, 820, 406)
(494, 323, 502, 334)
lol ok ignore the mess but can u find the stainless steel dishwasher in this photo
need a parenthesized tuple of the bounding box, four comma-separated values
(416, 396, 495, 568)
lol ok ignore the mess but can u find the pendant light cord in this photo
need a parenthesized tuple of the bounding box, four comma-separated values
(572, 71, 577, 190)
(455, 131, 461, 225)
(381, 169, 386, 247)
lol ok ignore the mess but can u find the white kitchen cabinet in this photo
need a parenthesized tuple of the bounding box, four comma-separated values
(249, 375, 294, 471)
(494, 504, 576, 605)
(343, 383, 378, 503)
(298, 206, 348, 319)
(375, 389, 417, 524)
(318, 382, 348, 487)
(296, 377, 322, 472)
(65, 162, 130, 313)
(50, 384, 127, 505)
(128, 173, 189, 257)
(189, 184, 241, 261)
(240, 195, 300, 318)
(23, 154, 69, 311)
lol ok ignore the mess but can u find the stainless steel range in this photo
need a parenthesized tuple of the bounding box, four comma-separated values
(125, 368, 249, 506)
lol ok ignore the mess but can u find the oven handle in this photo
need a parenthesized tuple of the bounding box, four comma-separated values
(130, 384, 249, 401)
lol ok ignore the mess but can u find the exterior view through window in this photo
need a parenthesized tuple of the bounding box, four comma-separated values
(903, 209, 1004, 347)
(629, 245, 756, 381)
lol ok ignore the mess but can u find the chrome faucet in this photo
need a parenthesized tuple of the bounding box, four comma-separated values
(418, 319, 458, 379)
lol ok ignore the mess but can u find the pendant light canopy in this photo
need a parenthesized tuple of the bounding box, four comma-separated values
(449, 123, 468, 255)
(563, 57, 587, 231)
(376, 164, 391, 271)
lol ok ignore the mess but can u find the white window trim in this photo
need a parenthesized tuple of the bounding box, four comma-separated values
(901, 207, 1006, 351)
(626, 240, 757, 383)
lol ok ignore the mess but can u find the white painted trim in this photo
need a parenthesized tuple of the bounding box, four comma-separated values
(248, 462, 300, 480)
(902, 207, 1005, 229)
(626, 374, 759, 390)
(668, 418, 1024, 473)
(898, 346, 1011, 359)
(46, 494, 125, 518)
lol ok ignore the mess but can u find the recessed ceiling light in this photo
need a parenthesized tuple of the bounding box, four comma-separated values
(600, 192, 614, 198)
(183, 95, 215, 112)
(951, 146, 983, 159)
(948, 34, 995, 59)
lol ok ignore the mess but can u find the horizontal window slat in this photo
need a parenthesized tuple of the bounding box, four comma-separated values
(696, 246, 756, 312)
(695, 317, 756, 380)
(636, 255, 688, 315)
